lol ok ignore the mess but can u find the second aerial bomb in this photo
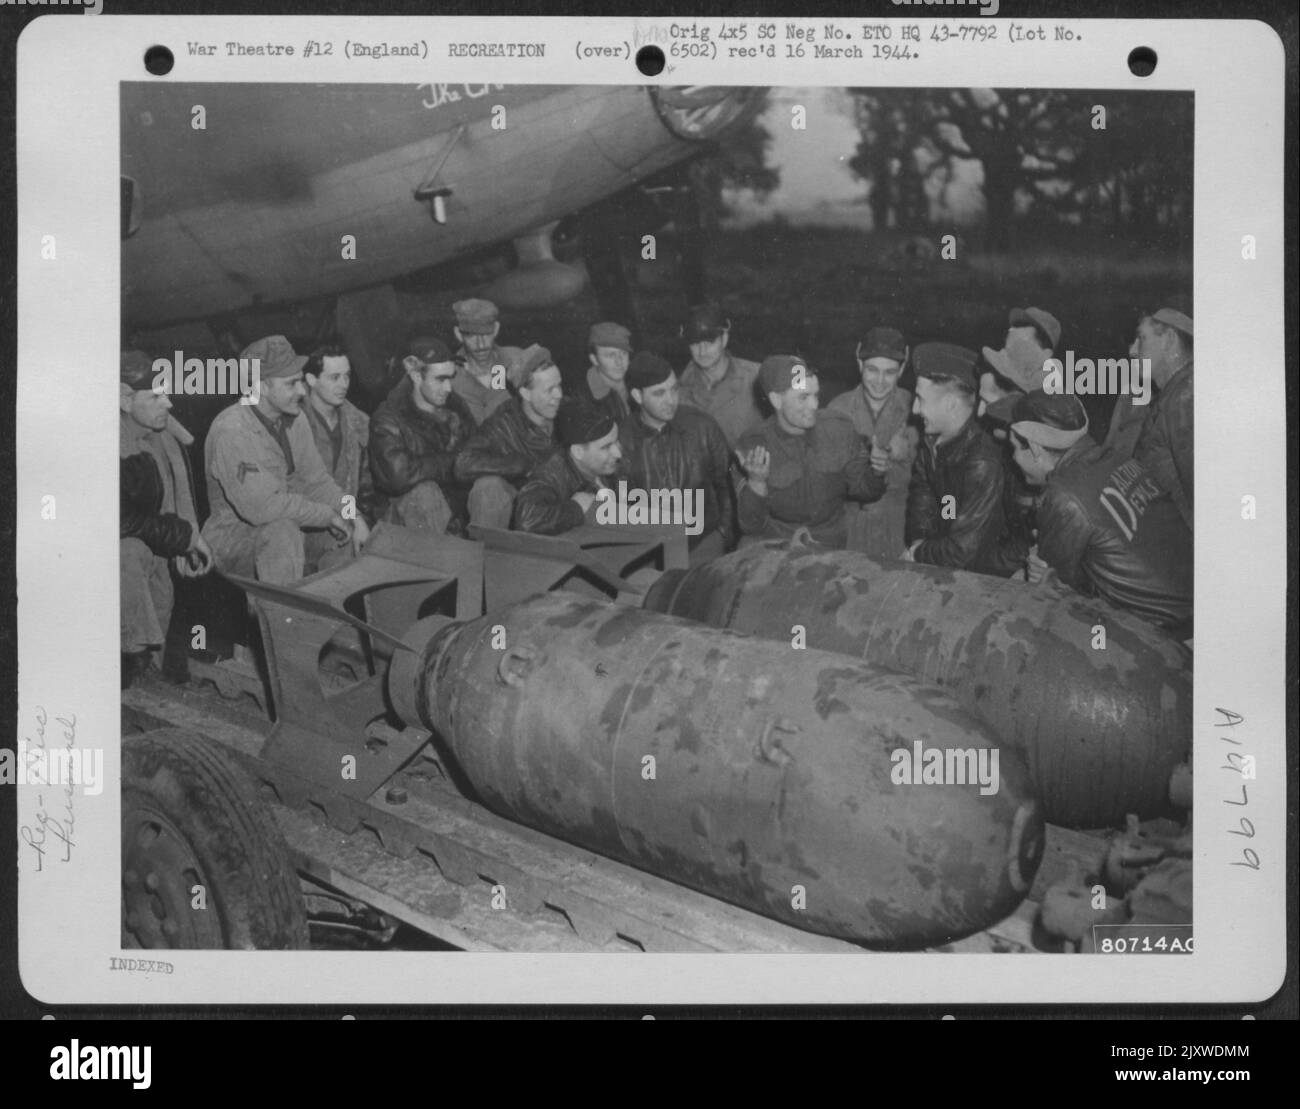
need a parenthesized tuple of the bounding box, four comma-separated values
(389, 592, 1042, 947)
(643, 541, 1191, 828)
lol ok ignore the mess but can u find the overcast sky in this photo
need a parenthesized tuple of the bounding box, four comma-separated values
(724, 87, 984, 229)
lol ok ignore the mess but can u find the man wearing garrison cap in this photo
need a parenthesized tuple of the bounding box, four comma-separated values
(454, 343, 564, 529)
(903, 343, 1009, 573)
(514, 405, 623, 536)
(571, 321, 634, 424)
(677, 302, 763, 448)
(1009, 391, 1191, 637)
(734, 355, 884, 548)
(369, 335, 476, 534)
(119, 350, 211, 687)
(618, 351, 734, 561)
(203, 335, 368, 586)
(449, 297, 523, 424)
(1131, 307, 1194, 532)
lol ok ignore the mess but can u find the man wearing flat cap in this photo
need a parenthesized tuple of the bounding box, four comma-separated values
(1129, 308, 1193, 531)
(618, 351, 735, 561)
(450, 297, 522, 425)
(904, 343, 1009, 574)
(828, 326, 919, 559)
(454, 343, 564, 529)
(369, 336, 476, 534)
(1009, 391, 1191, 637)
(677, 302, 763, 449)
(981, 306, 1061, 396)
(203, 334, 368, 585)
(514, 406, 623, 536)
(571, 321, 634, 424)
(735, 355, 883, 548)
(120, 350, 212, 687)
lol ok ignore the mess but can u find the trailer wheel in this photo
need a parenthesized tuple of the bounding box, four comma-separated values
(122, 729, 309, 950)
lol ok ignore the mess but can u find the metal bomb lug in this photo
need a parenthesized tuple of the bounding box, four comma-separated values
(390, 593, 1043, 947)
(643, 542, 1191, 828)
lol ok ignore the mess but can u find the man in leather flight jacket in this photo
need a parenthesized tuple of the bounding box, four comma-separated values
(619, 351, 734, 559)
(453, 344, 564, 529)
(369, 336, 475, 534)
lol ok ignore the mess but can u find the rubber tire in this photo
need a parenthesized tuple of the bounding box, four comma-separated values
(123, 728, 310, 949)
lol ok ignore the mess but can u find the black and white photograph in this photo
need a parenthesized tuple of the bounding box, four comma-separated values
(116, 78, 1195, 955)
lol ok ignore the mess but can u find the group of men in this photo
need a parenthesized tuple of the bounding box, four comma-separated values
(120, 294, 1194, 682)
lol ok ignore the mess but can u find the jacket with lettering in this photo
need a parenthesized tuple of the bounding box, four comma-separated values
(513, 450, 602, 536)
(1134, 361, 1193, 532)
(302, 397, 379, 524)
(678, 352, 764, 448)
(202, 402, 347, 551)
(453, 397, 557, 488)
(369, 378, 475, 521)
(1038, 439, 1192, 637)
(737, 411, 884, 547)
(618, 405, 734, 545)
(905, 416, 1008, 574)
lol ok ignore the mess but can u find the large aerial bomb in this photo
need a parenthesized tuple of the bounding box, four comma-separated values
(643, 541, 1191, 829)
(389, 592, 1043, 948)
